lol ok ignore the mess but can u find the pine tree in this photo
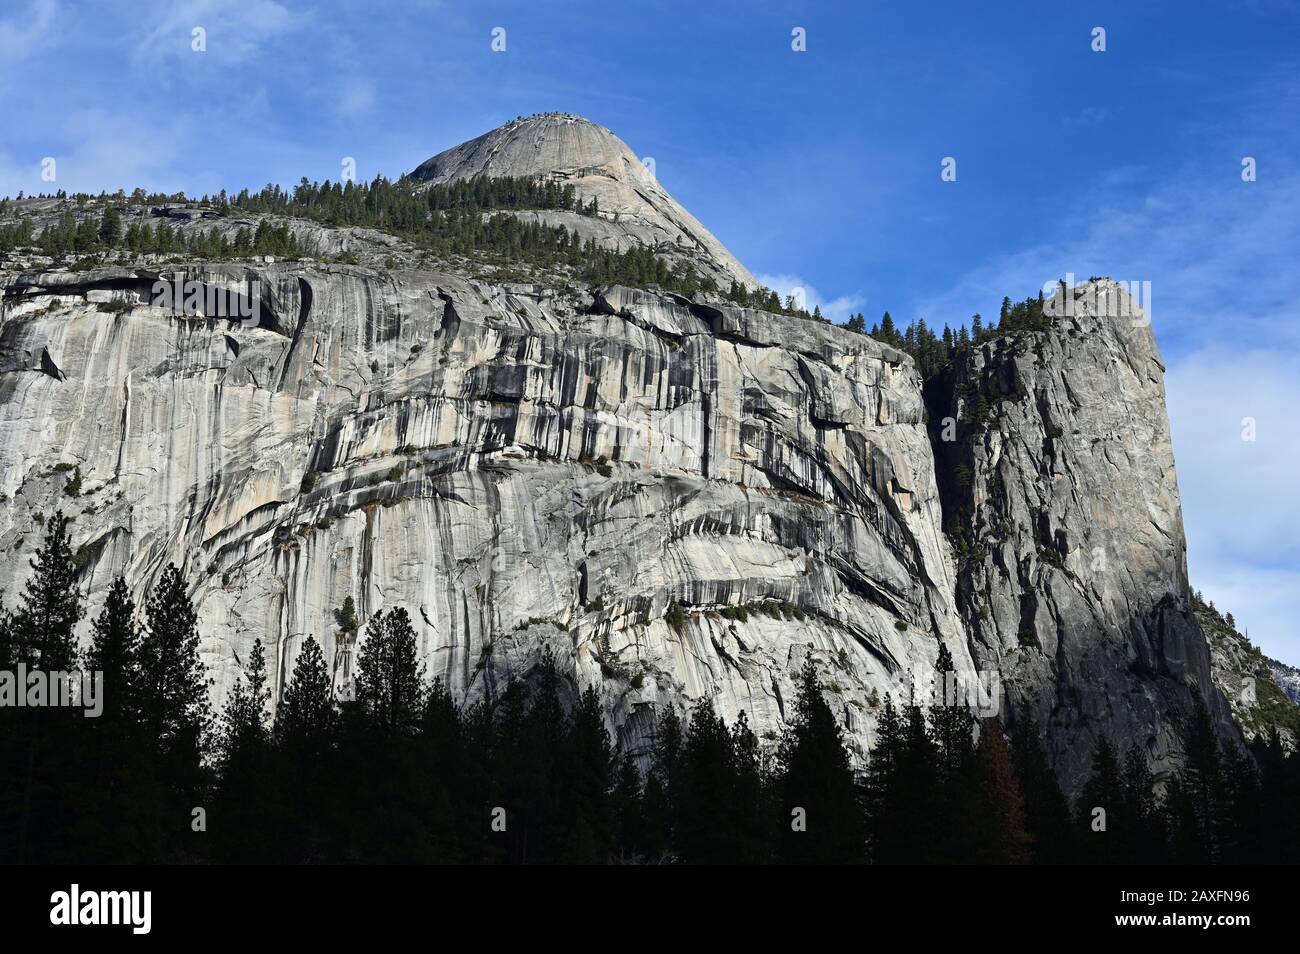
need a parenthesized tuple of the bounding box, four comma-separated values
(98, 206, 122, 245)
(275, 637, 333, 753)
(137, 561, 212, 859)
(778, 658, 864, 863)
(611, 750, 645, 860)
(561, 685, 615, 862)
(213, 639, 273, 862)
(139, 564, 212, 753)
(354, 607, 426, 735)
(85, 577, 141, 723)
(1010, 717, 1074, 863)
(5, 512, 84, 863)
(12, 512, 83, 670)
(864, 694, 907, 862)
(1170, 699, 1224, 863)
(219, 639, 270, 757)
(643, 706, 683, 857)
(971, 719, 1031, 863)
(1077, 736, 1124, 863)
(1120, 745, 1166, 863)
(274, 637, 335, 862)
(927, 642, 976, 861)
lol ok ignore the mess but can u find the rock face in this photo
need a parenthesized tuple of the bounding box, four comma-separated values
(410, 113, 760, 293)
(0, 117, 1251, 795)
(1199, 598, 1300, 747)
(928, 282, 1238, 791)
(0, 264, 967, 766)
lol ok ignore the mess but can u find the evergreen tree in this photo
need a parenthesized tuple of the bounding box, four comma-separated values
(11, 512, 83, 670)
(561, 685, 615, 862)
(3, 513, 84, 863)
(274, 637, 336, 862)
(1167, 699, 1225, 863)
(275, 637, 333, 753)
(137, 563, 212, 861)
(354, 607, 426, 735)
(1077, 736, 1124, 864)
(85, 577, 141, 723)
(643, 706, 683, 857)
(98, 205, 122, 245)
(927, 642, 976, 861)
(777, 658, 865, 863)
(212, 640, 273, 862)
(611, 750, 645, 860)
(1009, 717, 1074, 864)
(971, 719, 1031, 863)
(1120, 745, 1166, 863)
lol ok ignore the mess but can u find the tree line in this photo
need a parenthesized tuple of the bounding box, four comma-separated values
(2, 514, 1296, 863)
(2, 178, 816, 319)
(844, 292, 1053, 380)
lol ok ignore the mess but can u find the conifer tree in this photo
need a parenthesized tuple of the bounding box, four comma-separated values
(643, 706, 683, 856)
(354, 607, 426, 735)
(137, 561, 212, 858)
(1010, 716, 1074, 863)
(864, 694, 908, 862)
(139, 564, 212, 754)
(1077, 736, 1124, 863)
(213, 640, 273, 862)
(12, 512, 83, 670)
(1120, 745, 1166, 863)
(1168, 699, 1225, 863)
(562, 685, 615, 862)
(85, 577, 141, 723)
(611, 750, 645, 860)
(971, 719, 1031, 863)
(777, 658, 864, 863)
(98, 205, 122, 245)
(927, 642, 976, 861)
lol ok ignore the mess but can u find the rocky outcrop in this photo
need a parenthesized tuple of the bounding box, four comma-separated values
(0, 264, 966, 766)
(928, 281, 1238, 791)
(0, 116, 1263, 797)
(410, 113, 760, 293)
(1198, 597, 1300, 747)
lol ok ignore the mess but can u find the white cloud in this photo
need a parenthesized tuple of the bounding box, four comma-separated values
(0, 0, 57, 59)
(336, 78, 377, 122)
(0, 0, 58, 88)
(917, 71, 1300, 665)
(0, 109, 195, 197)
(1167, 348, 1300, 663)
(756, 272, 866, 323)
(136, 0, 291, 64)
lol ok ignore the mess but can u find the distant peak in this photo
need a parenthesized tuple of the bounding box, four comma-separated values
(408, 113, 761, 291)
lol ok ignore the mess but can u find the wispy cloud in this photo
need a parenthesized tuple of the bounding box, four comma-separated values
(915, 69, 1300, 663)
(135, 0, 292, 65)
(0, 0, 58, 81)
(1167, 348, 1300, 662)
(756, 272, 866, 323)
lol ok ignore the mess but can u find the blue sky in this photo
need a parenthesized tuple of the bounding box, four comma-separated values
(1, 0, 1297, 661)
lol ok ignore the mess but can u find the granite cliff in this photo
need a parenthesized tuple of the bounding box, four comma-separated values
(0, 114, 1260, 791)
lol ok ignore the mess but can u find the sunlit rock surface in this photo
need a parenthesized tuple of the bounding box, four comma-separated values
(411, 113, 761, 293)
(0, 266, 966, 764)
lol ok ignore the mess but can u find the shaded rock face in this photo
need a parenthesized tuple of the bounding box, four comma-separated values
(410, 113, 760, 293)
(0, 266, 967, 765)
(928, 282, 1238, 792)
